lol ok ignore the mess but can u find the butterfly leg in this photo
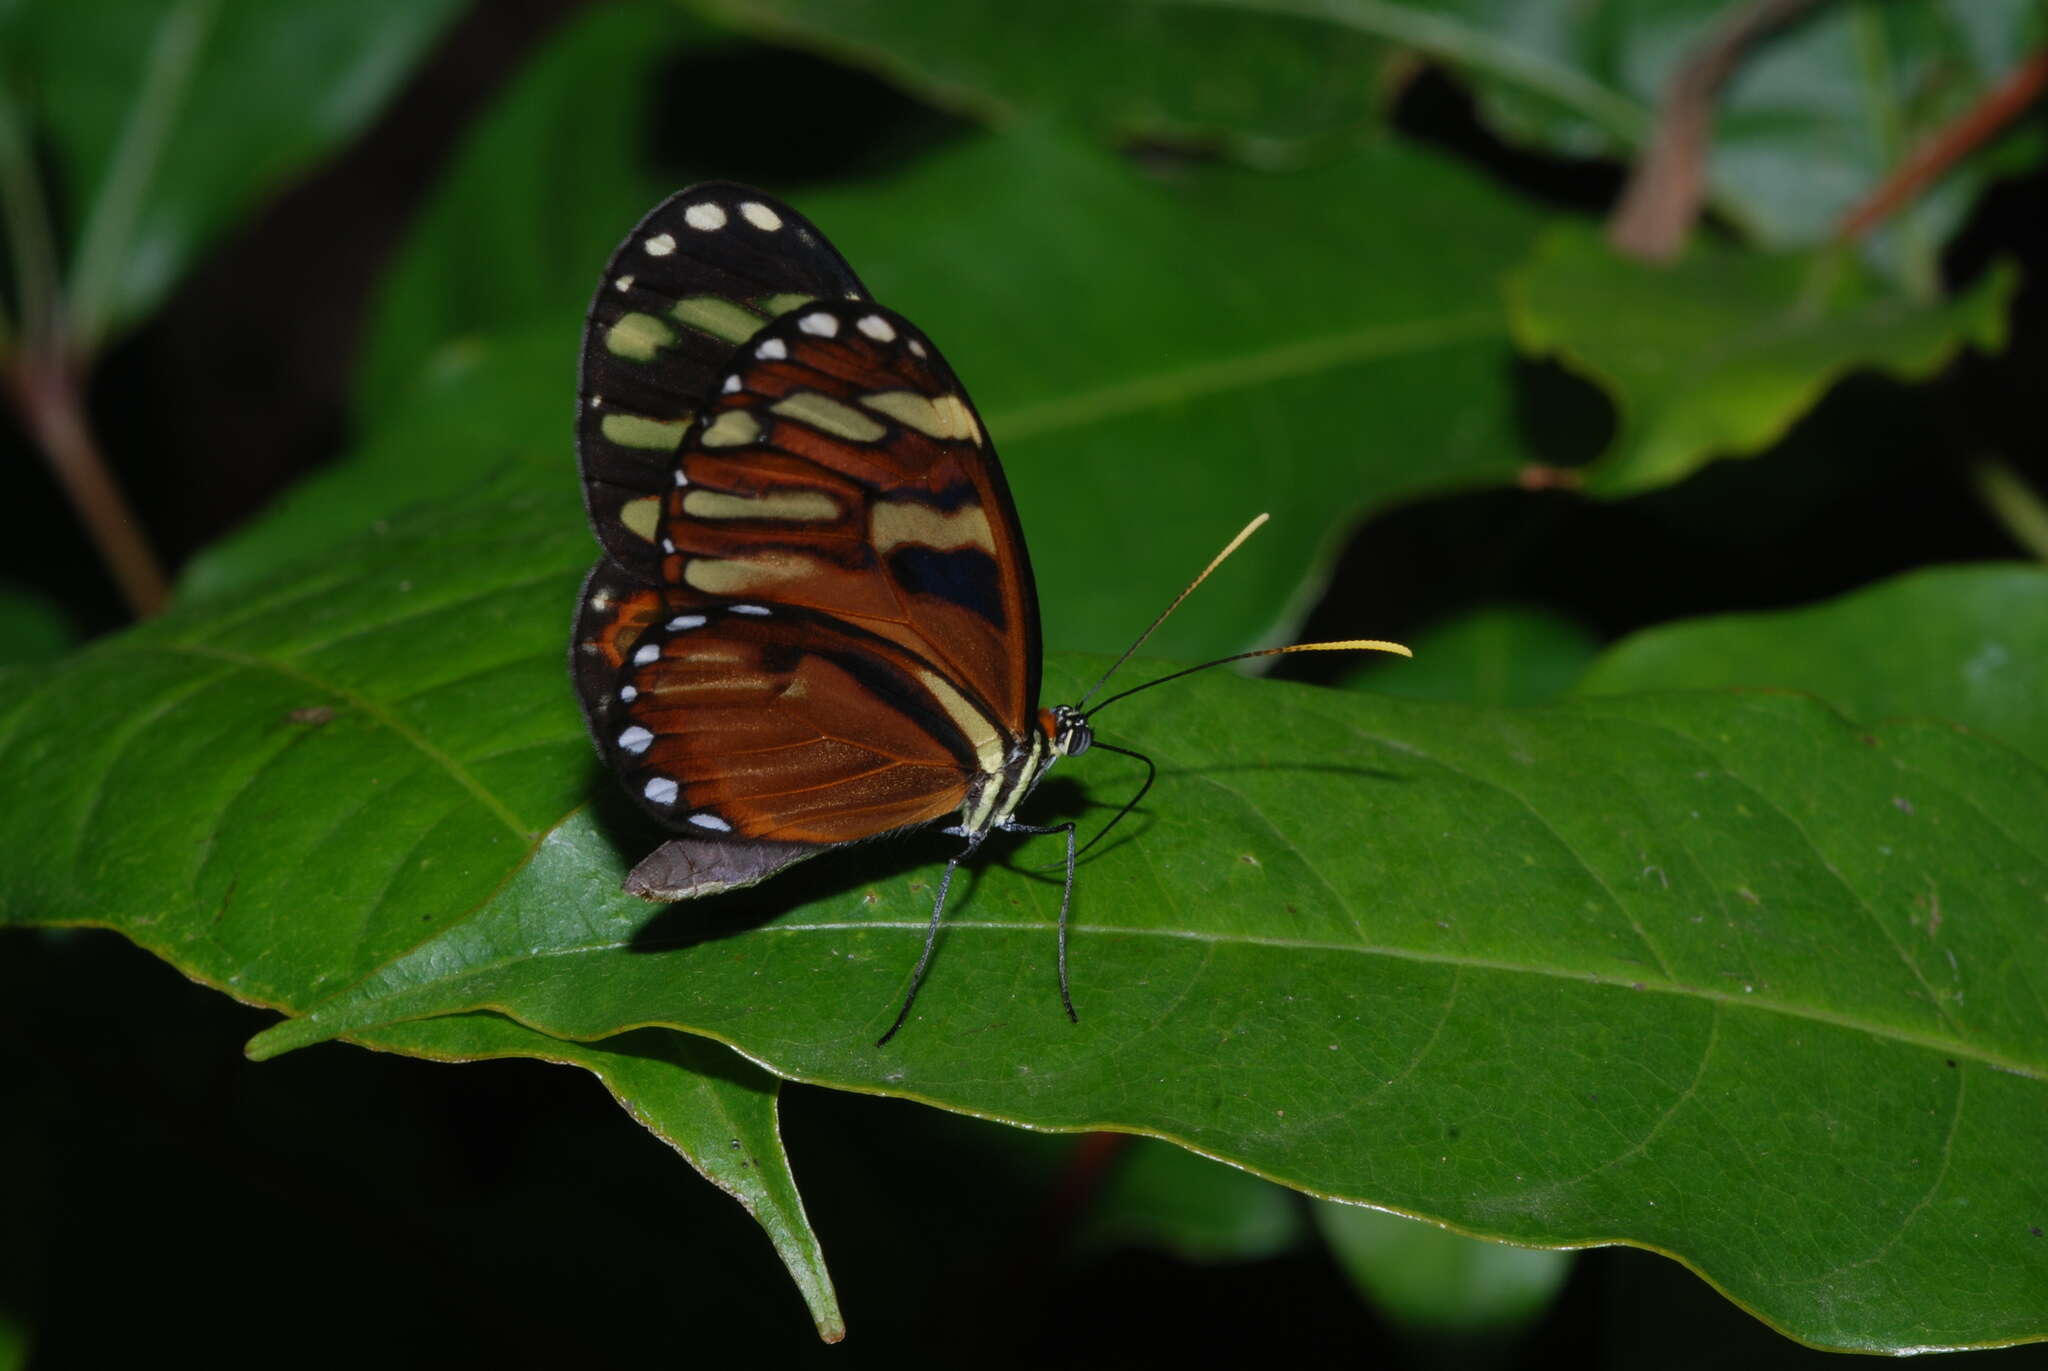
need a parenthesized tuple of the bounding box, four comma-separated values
(876, 841, 977, 1047)
(1000, 819, 1080, 1024)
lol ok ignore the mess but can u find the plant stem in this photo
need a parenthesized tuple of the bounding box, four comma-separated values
(1834, 49, 2048, 246)
(1606, 0, 1828, 262)
(4, 356, 168, 616)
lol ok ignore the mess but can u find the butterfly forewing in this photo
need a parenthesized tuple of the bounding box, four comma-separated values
(578, 184, 869, 580)
(655, 300, 1041, 733)
(601, 603, 994, 843)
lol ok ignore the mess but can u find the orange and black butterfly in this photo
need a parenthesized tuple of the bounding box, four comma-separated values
(572, 185, 1406, 1043)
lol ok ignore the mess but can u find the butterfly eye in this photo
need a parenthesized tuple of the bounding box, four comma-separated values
(1053, 706, 1093, 758)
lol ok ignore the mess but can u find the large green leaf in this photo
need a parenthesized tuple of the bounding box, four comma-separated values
(1507, 224, 2014, 495)
(223, 668, 2048, 1354)
(1577, 563, 2048, 770)
(0, 0, 460, 350)
(12, 459, 2041, 1349)
(195, 127, 1543, 662)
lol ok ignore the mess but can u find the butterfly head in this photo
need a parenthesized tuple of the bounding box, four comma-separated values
(1042, 704, 1093, 759)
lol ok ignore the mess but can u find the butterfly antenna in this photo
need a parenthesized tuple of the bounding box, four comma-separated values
(1074, 513, 1273, 710)
(1084, 637, 1410, 719)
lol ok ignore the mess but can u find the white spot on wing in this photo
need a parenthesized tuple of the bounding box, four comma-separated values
(644, 233, 676, 257)
(689, 812, 732, 831)
(683, 202, 727, 231)
(739, 201, 782, 231)
(722, 374, 742, 394)
(644, 777, 679, 805)
(614, 274, 634, 292)
(667, 614, 706, 630)
(730, 604, 771, 616)
(619, 685, 638, 702)
(857, 314, 896, 342)
(798, 312, 839, 337)
(907, 339, 927, 358)
(756, 337, 788, 361)
(619, 726, 654, 754)
(634, 644, 661, 666)
(673, 468, 688, 486)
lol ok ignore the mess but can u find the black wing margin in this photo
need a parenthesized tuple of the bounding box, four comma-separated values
(576, 183, 870, 579)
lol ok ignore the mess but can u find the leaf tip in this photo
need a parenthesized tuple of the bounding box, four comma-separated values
(243, 1015, 329, 1061)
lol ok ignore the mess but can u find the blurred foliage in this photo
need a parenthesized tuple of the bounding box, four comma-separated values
(0, 583, 72, 666)
(1508, 225, 2014, 494)
(3, 0, 2044, 1363)
(1315, 1203, 1574, 1336)
(0, 0, 460, 353)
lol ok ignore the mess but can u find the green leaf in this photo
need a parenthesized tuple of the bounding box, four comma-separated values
(200, 127, 1543, 661)
(1506, 224, 2014, 495)
(221, 671, 2048, 1354)
(680, 0, 1389, 151)
(13, 460, 2047, 1348)
(22, 475, 2036, 1352)
(1314, 1203, 1572, 1334)
(1577, 563, 2048, 770)
(234, 676, 2048, 1353)
(1346, 604, 1600, 706)
(0, 0, 461, 350)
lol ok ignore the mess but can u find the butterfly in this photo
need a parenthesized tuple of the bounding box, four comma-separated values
(571, 184, 1407, 1044)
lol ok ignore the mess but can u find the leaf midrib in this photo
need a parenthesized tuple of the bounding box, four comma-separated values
(987, 310, 1500, 442)
(414, 915, 2041, 1082)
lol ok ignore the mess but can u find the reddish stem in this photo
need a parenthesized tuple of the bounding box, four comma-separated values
(1607, 0, 1828, 261)
(6, 354, 168, 617)
(1834, 49, 2048, 244)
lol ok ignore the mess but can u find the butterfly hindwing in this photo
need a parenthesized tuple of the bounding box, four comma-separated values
(578, 184, 870, 580)
(597, 602, 997, 844)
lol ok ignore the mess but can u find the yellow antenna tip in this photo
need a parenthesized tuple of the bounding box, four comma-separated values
(1284, 638, 1413, 658)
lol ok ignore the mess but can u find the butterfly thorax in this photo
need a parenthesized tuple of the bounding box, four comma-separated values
(953, 706, 1091, 843)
